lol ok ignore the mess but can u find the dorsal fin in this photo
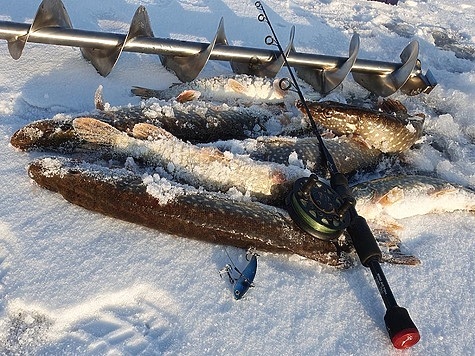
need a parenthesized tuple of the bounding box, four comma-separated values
(132, 123, 176, 140)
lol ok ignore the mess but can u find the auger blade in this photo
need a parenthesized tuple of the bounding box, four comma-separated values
(81, 5, 153, 77)
(353, 40, 419, 97)
(295, 33, 360, 94)
(8, 0, 72, 60)
(160, 18, 227, 82)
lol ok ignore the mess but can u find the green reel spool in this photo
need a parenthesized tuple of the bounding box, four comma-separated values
(286, 174, 351, 241)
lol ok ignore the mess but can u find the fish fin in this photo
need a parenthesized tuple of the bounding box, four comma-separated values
(378, 98, 408, 115)
(176, 90, 201, 103)
(131, 86, 160, 99)
(377, 187, 405, 206)
(370, 222, 421, 265)
(197, 146, 230, 163)
(94, 85, 105, 111)
(408, 115, 425, 135)
(430, 187, 457, 197)
(321, 129, 336, 139)
(72, 117, 121, 146)
(346, 134, 373, 149)
(132, 123, 175, 141)
(227, 79, 248, 94)
(381, 251, 421, 266)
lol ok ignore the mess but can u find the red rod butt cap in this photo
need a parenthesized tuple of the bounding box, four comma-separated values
(384, 306, 420, 349)
(391, 328, 421, 349)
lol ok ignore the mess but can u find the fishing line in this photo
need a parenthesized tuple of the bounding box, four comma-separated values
(256, 1, 338, 175)
(256, 1, 354, 242)
(223, 246, 239, 273)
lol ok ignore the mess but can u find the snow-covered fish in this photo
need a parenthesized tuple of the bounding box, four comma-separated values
(298, 99, 425, 153)
(10, 101, 284, 150)
(131, 74, 293, 104)
(72, 117, 305, 203)
(352, 174, 475, 221)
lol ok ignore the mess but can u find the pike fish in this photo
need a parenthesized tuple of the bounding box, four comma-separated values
(72, 117, 306, 204)
(10, 101, 282, 150)
(11, 110, 383, 178)
(27, 156, 475, 267)
(298, 99, 425, 153)
(352, 174, 475, 221)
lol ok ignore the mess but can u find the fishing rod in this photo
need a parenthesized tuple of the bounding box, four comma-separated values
(255, 2, 420, 349)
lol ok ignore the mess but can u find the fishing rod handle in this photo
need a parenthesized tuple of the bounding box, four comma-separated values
(384, 305, 421, 349)
(367, 252, 421, 349)
(345, 213, 382, 266)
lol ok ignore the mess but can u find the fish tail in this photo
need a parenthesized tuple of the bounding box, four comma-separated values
(73, 117, 121, 146)
(227, 78, 248, 94)
(94, 85, 105, 110)
(132, 123, 175, 141)
(130, 86, 160, 99)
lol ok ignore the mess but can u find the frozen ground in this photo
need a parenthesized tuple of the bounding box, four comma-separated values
(0, 0, 474, 354)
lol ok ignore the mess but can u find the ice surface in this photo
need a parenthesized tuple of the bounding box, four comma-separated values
(1, 0, 475, 354)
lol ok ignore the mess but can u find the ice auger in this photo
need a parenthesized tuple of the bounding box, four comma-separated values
(0, 0, 436, 97)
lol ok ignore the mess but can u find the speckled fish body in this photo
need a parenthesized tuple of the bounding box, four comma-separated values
(212, 135, 382, 176)
(27, 156, 346, 266)
(28, 157, 438, 266)
(299, 100, 424, 153)
(247, 136, 382, 175)
(10, 101, 281, 151)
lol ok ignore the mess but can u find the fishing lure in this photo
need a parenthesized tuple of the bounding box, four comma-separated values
(220, 248, 258, 300)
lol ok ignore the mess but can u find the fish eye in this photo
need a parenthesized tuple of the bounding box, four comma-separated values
(234, 290, 240, 296)
(323, 108, 333, 118)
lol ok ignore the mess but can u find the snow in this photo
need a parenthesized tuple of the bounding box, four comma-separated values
(0, 0, 474, 354)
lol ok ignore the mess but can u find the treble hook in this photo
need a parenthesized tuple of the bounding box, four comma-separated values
(219, 264, 235, 284)
(245, 247, 259, 261)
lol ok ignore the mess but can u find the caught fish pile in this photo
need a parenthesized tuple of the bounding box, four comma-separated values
(10, 76, 474, 267)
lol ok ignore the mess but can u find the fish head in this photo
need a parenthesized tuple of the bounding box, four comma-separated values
(296, 100, 336, 123)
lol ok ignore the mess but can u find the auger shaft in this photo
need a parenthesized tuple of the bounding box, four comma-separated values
(0, 0, 437, 96)
(0, 20, 407, 73)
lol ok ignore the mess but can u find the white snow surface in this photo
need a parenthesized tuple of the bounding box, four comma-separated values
(1, 0, 475, 354)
